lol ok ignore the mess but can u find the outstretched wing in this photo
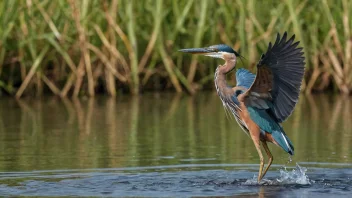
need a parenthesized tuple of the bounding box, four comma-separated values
(243, 32, 305, 122)
(236, 68, 256, 89)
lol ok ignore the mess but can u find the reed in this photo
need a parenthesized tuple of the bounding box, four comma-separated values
(0, 0, 351, 97)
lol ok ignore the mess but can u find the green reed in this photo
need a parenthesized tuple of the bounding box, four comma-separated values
(0, 0, 351, 97)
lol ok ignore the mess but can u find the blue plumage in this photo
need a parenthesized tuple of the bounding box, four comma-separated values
(236, 68, 256, 88)
(231, 69, 256, 105)
(234, 68, 294, 155)
(247, 107, 294, 155)
(209, 44, 235, 53)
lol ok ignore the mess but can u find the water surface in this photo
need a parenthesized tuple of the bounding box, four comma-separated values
(0, 93, 351, 197)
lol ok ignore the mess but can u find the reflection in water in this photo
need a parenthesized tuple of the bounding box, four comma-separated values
(0, 93, 351, 172)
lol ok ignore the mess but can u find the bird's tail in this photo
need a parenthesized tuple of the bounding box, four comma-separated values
(271, 130, 294, 155)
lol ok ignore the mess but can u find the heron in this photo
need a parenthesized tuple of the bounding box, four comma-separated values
(179, 32, 305, 182)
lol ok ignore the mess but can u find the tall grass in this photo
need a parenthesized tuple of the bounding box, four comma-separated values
(0, 0, 351, 97)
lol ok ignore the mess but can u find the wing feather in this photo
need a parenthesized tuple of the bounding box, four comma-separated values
(244, 32, 305, 122)
(236, 68, 256, 88)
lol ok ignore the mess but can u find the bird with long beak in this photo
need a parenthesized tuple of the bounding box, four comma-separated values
(179, 32, 305, 182)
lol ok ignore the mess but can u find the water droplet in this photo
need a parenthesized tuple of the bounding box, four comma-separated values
(285, 155, 292, 166)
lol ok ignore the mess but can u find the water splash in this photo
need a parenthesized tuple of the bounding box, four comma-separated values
(277, 163, 312, 185)
(244, 163, 312, 185)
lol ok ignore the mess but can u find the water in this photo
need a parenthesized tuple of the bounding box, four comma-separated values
(0, 93, 351, 197)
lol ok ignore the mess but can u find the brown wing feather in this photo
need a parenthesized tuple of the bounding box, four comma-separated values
(250, 66, 274, 94)
(240, 32, 305, 122)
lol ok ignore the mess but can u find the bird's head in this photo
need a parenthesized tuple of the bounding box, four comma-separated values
(179, 44, 245, 73)
(179, 44, 243, 60)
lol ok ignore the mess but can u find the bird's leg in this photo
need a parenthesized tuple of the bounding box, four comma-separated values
(261, 141, 273, 179)
(250, 135, 264, 182)
(257, 146, 265, 182)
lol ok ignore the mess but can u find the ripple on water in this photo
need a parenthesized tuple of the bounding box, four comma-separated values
(0, 164, 351, 197)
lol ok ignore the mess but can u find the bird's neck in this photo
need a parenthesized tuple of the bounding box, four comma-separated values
(221, 53, 237, 73)
(214, 67, 233, 98)
(214, 57, 237, 97)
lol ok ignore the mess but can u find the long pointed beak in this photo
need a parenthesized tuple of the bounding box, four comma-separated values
(179, 47, 215, 54)
(179, 47, 222, 59)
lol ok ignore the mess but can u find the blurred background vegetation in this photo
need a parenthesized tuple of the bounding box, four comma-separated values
(0, 0, 351, 98)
